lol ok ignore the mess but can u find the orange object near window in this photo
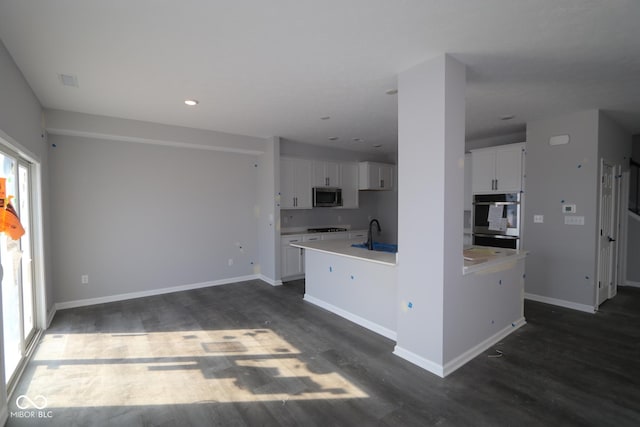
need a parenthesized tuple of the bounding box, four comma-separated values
(0, 178, 25, 240)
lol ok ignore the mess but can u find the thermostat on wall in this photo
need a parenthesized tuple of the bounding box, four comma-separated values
(562, 204, 576, 214)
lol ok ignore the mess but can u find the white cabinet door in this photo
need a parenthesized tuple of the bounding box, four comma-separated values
(359, 162, 395, 190)
(280, 158, 297, 209)
(471, 150, 496, 194)
(339, 162, 359, 208)
(312, 161, 341, 187)
(495, 146, 523, 192)
(282, 246, 303, 277)
(464, 153, 472, 211)
(281, 157, 312, 209)
(326, 162, 341, 187)
(281, 235, 304, 278)
(379, 164, 393, 190)
(471, 144, 524, 194)
(320, 232, 348, 240)
(294, 159, 312, 208)
(312, 161, 327, 187)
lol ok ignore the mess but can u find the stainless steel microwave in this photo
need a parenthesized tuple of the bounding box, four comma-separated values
(312, 187, 342, 207)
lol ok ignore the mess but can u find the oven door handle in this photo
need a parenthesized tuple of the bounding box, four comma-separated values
(473, 233, 519, 240)
(473, 201, 519, 206)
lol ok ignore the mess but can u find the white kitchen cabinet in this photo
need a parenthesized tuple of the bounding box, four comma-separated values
(358, 162, 394, 190)
(464, 153, 472, 211)
(281, 235, 304, 279)
(281, 157, 312, 209)
(339, 162, 359, 208)
(312, 160, 341, 188)
(471, 143, 524, 194)
(320, 232, 348, 240)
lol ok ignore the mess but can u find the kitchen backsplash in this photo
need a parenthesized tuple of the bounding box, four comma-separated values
(280, 191, 397, 243)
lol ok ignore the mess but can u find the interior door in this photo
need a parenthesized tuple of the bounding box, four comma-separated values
(596, 160, 616, 306)
(609, 164, 622, 299)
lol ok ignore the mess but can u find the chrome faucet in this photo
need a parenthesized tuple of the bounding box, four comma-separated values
(367, 219, 381, 250)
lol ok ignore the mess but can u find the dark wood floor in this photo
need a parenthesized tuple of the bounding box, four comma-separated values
(7, 280, 640, 426)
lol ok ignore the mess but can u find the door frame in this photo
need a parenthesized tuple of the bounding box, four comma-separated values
(595, 158, 622, 308)
(0, 131, 47, 393)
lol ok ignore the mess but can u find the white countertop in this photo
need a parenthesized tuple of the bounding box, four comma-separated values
(290, 238, 397, 266)
(289, 240, 525, 272)
(463, 246, 528, 275)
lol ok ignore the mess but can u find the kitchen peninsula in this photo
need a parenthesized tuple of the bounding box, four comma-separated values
(290, 239, 528, 375)
(290, 238, 398, 340)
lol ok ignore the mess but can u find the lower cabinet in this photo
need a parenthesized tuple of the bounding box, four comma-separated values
(281, 235, 304, 279)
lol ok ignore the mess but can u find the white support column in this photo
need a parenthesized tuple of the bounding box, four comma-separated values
(394, 54, 466, 376)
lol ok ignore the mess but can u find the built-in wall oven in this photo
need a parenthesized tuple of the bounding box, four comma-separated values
(473, 193, 521, 249)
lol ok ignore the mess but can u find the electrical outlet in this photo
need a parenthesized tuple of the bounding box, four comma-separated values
(228, 258, 234, 266)
(81, 274, 89, 285)
(533, 215, 544, 223)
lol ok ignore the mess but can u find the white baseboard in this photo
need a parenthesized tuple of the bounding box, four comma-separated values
(393, 317, 526, 378)
(622, 281, 640, 288)
(281, 273, 304, 282)
(46, 305, 57, 328)
(56, 274, 260, 310)
(392, 346, 444, 377)
(442, 317, 526, 377)
(525, 292, 595, 313)
(303, 294, 397, 341)
(258, 274, 283, 286)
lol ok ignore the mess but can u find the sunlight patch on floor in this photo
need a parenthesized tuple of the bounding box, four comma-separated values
(22, 328, 368, 408)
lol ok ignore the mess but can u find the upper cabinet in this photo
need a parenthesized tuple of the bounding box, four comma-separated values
(280, 157, 312, 209)
(339, 162, 359, 208)
(358, 162, 394, 191)
(312, 160, 341, 187)
(464, 153, 472, 211)
(471, 143, 525, 194)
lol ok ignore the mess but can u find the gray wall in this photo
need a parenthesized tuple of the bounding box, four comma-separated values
(257, 137, 280, 282)
(280, 140, 398, 243)
(627, 134, 640, 283)
(0, 38, 48, 422)
(48, 116, 269, 304)
(524, 110, 631, 308)
(628, 216, 640, 284)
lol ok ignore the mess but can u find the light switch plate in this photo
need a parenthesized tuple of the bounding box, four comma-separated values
(534, 214, 544, 223)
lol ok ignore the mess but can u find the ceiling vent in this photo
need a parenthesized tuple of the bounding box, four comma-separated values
(58, 73, 79, 88)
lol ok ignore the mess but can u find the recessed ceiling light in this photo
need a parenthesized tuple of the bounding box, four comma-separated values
(184, 99, 199, 106)
(352, 138, 364, 142)
(373, 144, 383, 148)
(328, 137, 339, 141)
(385, 89, 398, 95)
(320, 116, 331, 120)
(500, 114, 515, 121)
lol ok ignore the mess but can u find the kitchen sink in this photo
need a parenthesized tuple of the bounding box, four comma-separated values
(351, 242, 398, 253)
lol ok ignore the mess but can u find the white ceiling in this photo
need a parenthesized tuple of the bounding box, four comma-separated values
(1, 0, 639, 154)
